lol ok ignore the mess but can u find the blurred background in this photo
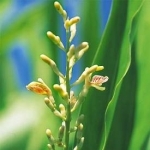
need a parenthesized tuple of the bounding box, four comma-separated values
(0, 0, 112, 149)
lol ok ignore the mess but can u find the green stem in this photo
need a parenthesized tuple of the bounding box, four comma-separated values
(64, 31, 71, 150)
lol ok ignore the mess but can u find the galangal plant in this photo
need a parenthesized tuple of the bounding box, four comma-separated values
(26, 1, 108, 150)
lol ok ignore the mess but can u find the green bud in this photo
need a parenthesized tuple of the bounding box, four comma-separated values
(46, 129, 55, 145)
(73, 137, 84, 150)
(44, 97, 55, 112)
(53, 110, 66, 120)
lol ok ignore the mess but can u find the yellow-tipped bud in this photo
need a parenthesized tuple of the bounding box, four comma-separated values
(70, 126, 77, 133)
(40, 54, 65, 79)
(76, 42, 89, 52)
(86, 65, 99, 74)
(76, 123, 83, 140)
(53, 84, 68, 100)
(47, 31, 59, 44)
(73, 137, 84, 150)
(96, 66, 104, 71)
(54, 1, 67, 21)
(59, 104, 66, 117)
(44, 97, 55, 112)
(46, 129, 55, 145)
(64, 19, 70, 31)
(53, 110, 66, 120)
(69, 16, 80, 26)
(54, 1, 63, 12)
(46, 129, 52, 137)
(76, 114, 84, 126)
(75, 42, 89, 60)
(58, 122, 65, 140)
(64, 17, 80, 32)
(67, 44, 75, 60)
(47, 144, 52, 150)
(85, 65, 104, 75)
(47, 31, 64, 50)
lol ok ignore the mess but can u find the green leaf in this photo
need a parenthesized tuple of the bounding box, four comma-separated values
(129, 0, 150, 149)
(80, 0, 145, 150)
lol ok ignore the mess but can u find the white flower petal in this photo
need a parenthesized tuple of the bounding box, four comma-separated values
(90, 84, 105, 91)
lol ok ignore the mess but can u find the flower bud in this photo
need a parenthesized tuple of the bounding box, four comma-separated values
(67, 44, 75, 61)
(73, 137, 84, 150)
(64, 19, 70, 31)
(26, 80, 51, 96)
(54, 1, 67, 21)
(96, 66, 104, 71)
(69, 126, 77, 133)
(47, 31, 64, 50)
(75, 42, 89, 60)
(59, 104, 66, 117)
(86, 65, 102, 74)
(53, 110, 66, 120)
(64, 16, 80, 34)
(76, 123, 83, 140)
(47, 144, 53, 150)
(76, 114, 84, 126)
(46, 129, 55, 145)
(58, 122, 65, 140)
(46, 129, 52, 137)
(44, 97, 55, 112)
(40, 54, 65, 79)
(69, 16, 80, 26)
(53, 84, 69, 101)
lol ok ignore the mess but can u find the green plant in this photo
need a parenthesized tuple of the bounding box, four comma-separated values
(26, 1, 108, 150)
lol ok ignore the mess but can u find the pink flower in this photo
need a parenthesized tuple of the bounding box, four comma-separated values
(90, 75, 109, 91)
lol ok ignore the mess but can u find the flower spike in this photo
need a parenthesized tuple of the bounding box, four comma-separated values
(26, 1, 109, 149)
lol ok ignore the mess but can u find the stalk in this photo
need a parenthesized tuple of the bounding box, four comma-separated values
(64, 30, 71, 150)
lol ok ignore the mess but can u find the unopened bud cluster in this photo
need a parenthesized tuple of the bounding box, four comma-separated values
(26, 1, 108, 150)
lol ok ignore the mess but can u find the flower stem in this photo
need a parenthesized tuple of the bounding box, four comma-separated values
(64, 31, 71, 150)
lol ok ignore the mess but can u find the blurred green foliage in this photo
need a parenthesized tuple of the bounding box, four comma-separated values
(0, 0, 150, 150)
